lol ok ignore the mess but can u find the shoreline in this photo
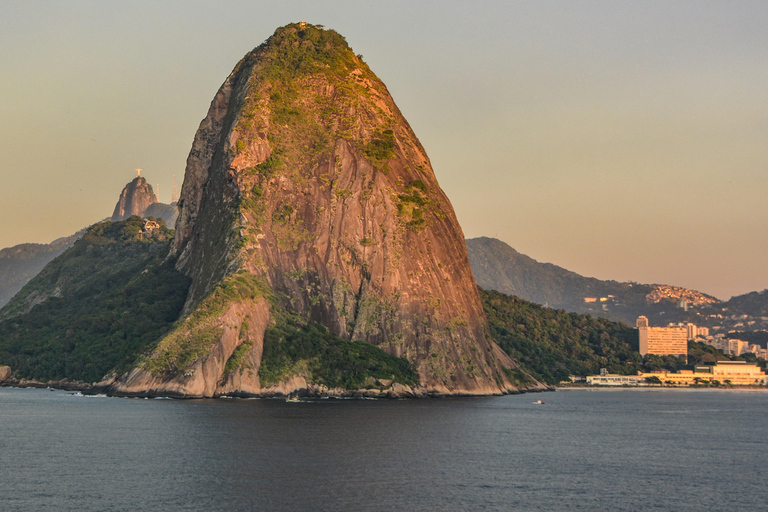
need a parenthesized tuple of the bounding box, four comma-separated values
(556, 384, 768, 391)
(1, 378, 552, 399)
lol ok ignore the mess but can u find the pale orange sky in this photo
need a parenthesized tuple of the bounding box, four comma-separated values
(0, 1, 766, 300)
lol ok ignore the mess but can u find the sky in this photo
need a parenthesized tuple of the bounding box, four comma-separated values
(1, 1, 766, 300)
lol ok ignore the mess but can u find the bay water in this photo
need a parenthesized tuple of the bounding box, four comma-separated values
(1, 387, 766, 511)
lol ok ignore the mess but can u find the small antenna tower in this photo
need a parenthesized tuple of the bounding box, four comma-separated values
(172, 174, 178, 203)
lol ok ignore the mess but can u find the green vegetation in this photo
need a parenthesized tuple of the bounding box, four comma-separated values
(638, 354, 687, 372)
(142, 272, 269, 377)
(259, 315, 418, 389)
(481, 288, 640, 385)
(270, 203, 314, 251)
(686, 340, 758, 367)
(223, 320, 253, 376)
(719, 289, 768, 317)
(725, 330, 768, 347)
(246, 151, 284, 182)
(480, 287, 763, 385)
(396, 179, 443, 232)
(362, 129, 396, 171)
(644, 375, 663, 385)
(0, 217, 189, 382)
(503, 368, 533, 387)
(236, 23, 369, 176)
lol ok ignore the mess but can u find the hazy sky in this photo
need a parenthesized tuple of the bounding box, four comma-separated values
(1, 1, 766, 300)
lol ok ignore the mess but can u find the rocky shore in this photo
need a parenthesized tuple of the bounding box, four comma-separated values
(0, 367, 550, 398)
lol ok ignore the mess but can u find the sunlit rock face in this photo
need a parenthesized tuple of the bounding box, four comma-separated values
(111, 23, 540, 397)
(111, 177, 158, 221)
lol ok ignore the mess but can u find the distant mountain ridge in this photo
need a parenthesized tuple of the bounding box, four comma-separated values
(0, 176, 179, 309)
(0, 231, 85, 308)
(466, 236, 647, 309)
(466, 237, 767, 333)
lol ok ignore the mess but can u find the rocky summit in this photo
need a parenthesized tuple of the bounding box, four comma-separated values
(111, 176, 179, 226)
(99, 23, 544, 397)
(111, 176, 158, 221)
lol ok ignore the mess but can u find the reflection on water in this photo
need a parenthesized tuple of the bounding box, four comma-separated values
(1, 388, 766, 511)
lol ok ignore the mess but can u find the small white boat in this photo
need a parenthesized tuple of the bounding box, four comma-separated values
(532, 400, 545, 405)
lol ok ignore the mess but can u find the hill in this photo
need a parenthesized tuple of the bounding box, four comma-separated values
(0, 231, 84, 309)
(467, 236, 768, 335)
(0, 24, 542, 397)
(720, 289, 768, 318)
(466, 236, 730, 327)
(480, 288, 755, 385)
(112, 176, 178, 226)
(0, 175, 179, 311)
(0, 217, 188, 382)
(480, 288, 640, 384)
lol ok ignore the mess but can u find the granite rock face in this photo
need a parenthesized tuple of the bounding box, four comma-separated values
(108, 23, 542, 397)
(111, 176, 179, 226)
(111, 177, 158, 221)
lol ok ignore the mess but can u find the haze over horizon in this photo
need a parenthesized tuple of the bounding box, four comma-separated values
(1, 1, 766, 301)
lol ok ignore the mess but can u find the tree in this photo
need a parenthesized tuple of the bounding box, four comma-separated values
(644, 375, 662, 385)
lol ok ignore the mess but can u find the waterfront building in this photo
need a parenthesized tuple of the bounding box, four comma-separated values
(586, 374, 644, 386)
(587, 361, 768, 387)
(637, 316, 688, 357)
(705, 361, 768, 385)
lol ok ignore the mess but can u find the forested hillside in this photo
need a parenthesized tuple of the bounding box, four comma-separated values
(481, 288, 640, 384)
(0, 217, 190, 382)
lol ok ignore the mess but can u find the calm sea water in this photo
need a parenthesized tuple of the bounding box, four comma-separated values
(1, 387, 766, 511)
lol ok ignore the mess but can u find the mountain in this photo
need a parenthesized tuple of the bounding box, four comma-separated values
(0, 24, 542, 397)
(480, 288, 639, 384)
(0, 217, 188, 381)
(111, 176, 179, 226)
(720, 289, 768, 318)
(0, 231, 84, 309)
(144, 202, 179, 226)
(466, 236, 719, 325)
(467, 237, 768, 335)
(111, 176, 158, 221)
(0, 176, 180, 310)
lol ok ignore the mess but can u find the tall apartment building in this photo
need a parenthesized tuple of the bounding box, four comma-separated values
(637, 316, 688, 357)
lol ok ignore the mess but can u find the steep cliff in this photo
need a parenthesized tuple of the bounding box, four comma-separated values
(111, 177, 158, 221)
(107, 23, 542, 397)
